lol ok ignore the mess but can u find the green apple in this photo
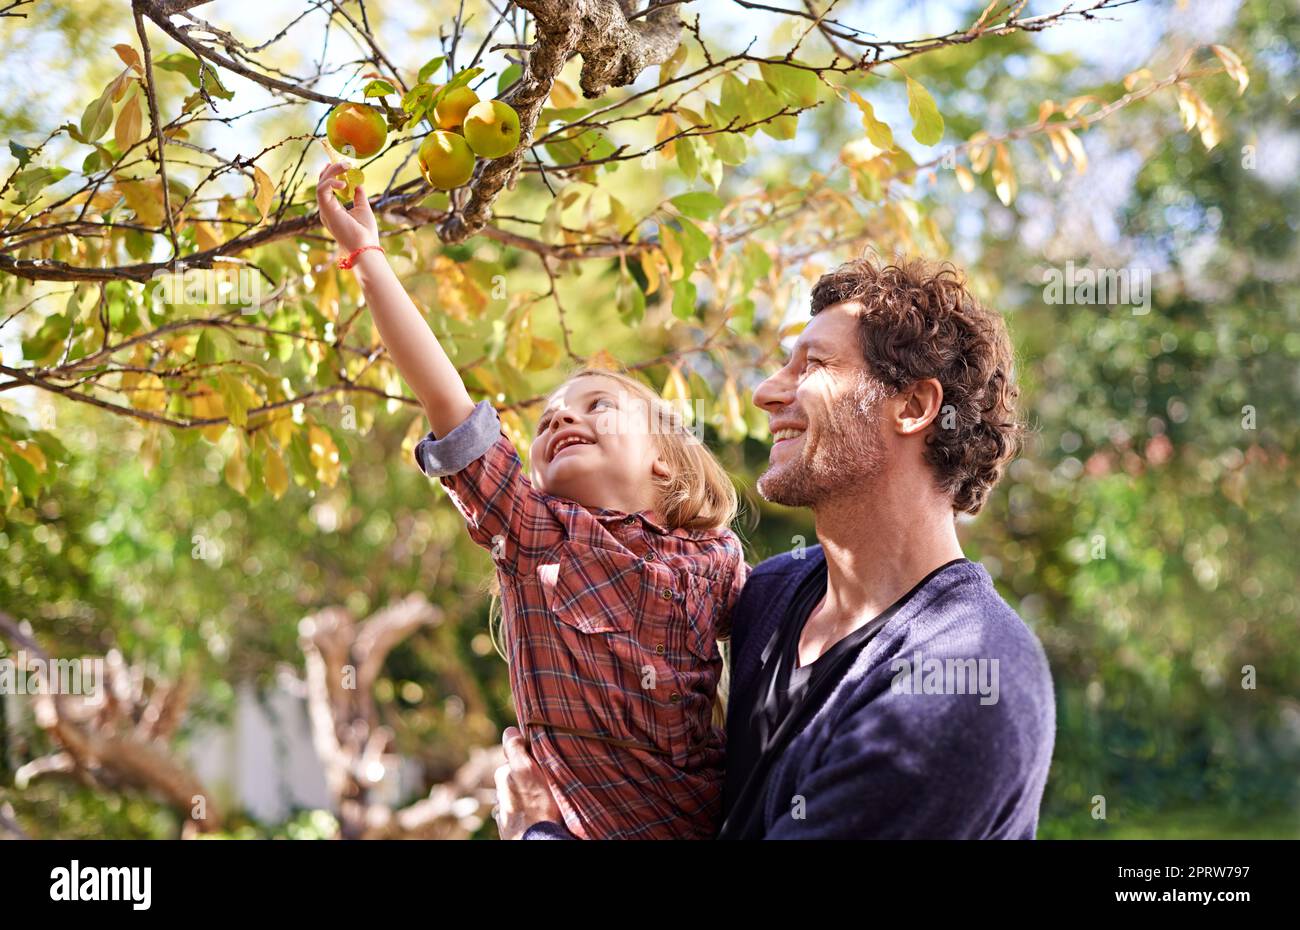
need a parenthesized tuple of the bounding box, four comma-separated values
(418, 131, 475, 190)
(463, 99, 521, 159)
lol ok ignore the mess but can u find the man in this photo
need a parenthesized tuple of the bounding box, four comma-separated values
(496, 253, 1056, 839)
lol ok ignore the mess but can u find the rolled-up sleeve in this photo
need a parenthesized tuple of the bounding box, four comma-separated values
(413, 401, 553, 570)
(413, 399, 501, 478)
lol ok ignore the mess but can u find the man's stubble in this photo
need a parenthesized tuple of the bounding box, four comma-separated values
(757, 375, 892, 509)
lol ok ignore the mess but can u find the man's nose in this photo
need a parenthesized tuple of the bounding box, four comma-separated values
(753, 370, 793, 412)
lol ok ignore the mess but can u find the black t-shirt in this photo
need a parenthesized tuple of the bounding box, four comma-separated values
(719, 556, 971, 839)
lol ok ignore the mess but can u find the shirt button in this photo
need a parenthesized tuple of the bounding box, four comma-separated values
(643, 550, 656, 561)
(660, 587, 673, 601)
(669, 691, 681, 704)
(624, 515, 636, 526)
(655, 643, 665, 656)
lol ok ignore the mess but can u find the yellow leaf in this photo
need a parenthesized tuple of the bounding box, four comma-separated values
(1211, 45, 1249, 96)
(847, 90, 894, 150)
(661, 366, 692, 423)
(1036, 100, 1056, 125)
(526, 337, 563, 372)
(192, 385, 227, 442)
(720, 377, 746, 442)
(193, 220, 221, 251)
(505, 308, 533, 370)
(430, 254, 488, 320)
(252, 165, 274, 224)
(655, 112, 678, 160)
(968, 131, 992, 174)
(640, 248, 661, 296)
(270, 413, 295, 451)
(130, 372, 168, 412)
(954, 164, 975, 193)
(659, 225, 684, 281)
(115, 92, 143, 151)
(1054, 126, 1087, 173)
(924, 215, 948, 256)
(117, 178, 165, 227)
(585, 349, 621, 372)
(8, 440, 47, 474)
(1176, 83, 1202, 132)
(549, 78, 579, 108)
(308, 425, 340, 486)
(107, 69, 133, 104)
(658, 41, 688, 87)
(992, 143, 1016, 206)
(224, 438, 250, 494)
(263, 443, 289, 499)
(114, 43, 144, 76)
(1123, 68, 1153, 91)
(1063, 95, 1102, 118)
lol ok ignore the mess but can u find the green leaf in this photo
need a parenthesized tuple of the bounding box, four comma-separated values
(616, 274, 646, 324)
(676, 135, 698, 179)
(8, 140, 34, 168)
(497, 62, 522, 96)
(759, 114, 797, 140)
(671, 191, 724, 220)
(11, 166, 70, 205)
(287, 429, 318, 491)
(741, 239, 772, 288)
(3, 446, 40, 499)
(215, 373, 250, 428)
(154, 53, 234, 100)
(851, 92, 894, 150)
(675, 217, 712, 271)
(671, 277, 698, 320)
(759, 60, 821, 108)
(717, 73, 750, 125)
(418, 56, 447, 85)
(363, 79, 396, 98)
(79, 86, 116, 143)
(906, 77, 944, 146)
(704, 129, 747, 165)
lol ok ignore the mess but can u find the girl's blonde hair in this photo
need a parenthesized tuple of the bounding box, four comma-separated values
(488, 367, 742, 726)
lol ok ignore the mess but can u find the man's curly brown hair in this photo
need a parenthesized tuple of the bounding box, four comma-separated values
(809, 253, 1024, 515)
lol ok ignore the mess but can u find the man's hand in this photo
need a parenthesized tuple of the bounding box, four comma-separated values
(494, 726, 562, 840)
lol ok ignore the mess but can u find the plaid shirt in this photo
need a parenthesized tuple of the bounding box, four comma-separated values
(415, 401, 747, 839)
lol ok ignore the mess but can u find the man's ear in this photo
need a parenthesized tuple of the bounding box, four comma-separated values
(894, 378, 944, 436)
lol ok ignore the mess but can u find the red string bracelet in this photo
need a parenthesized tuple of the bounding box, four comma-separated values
(337, 244, 384, 269)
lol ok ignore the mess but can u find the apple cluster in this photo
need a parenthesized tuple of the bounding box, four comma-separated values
(418, 86, 521, 190)
(324, 88, 521, 193)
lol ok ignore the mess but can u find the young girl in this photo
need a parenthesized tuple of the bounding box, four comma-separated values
(316, 161, 747, 839)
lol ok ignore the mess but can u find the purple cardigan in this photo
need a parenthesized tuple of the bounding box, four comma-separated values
(525, 545, 1056, 839)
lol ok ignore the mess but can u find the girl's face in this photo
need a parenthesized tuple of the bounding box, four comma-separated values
(529, 375, 671, 514)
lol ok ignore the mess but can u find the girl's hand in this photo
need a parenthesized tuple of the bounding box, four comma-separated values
(316, 160, 380, 254)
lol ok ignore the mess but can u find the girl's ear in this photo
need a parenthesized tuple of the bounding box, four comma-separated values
(651, 455, 672, 480)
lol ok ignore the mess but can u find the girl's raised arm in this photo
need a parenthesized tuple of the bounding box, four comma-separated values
(316, 159, 475, 438)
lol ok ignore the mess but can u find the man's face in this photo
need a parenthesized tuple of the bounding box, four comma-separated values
(752, 303, 893, 508)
